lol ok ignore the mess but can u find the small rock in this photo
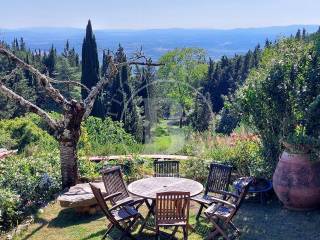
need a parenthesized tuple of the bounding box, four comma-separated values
(6, 234, 13, 240)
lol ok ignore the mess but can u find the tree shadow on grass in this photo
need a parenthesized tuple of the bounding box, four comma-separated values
(235, 201, 320, 240)
(47, 208, 104, 229)
(20, 218, 49, 240)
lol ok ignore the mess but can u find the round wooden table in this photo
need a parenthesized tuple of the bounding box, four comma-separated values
(128, 177, 203, 199)
(128, 177, 203, 233)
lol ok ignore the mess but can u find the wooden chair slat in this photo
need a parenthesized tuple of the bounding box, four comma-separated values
(101, 166, 145, 209)
(154, 160, 180, 177)
(192, 162, 232, 220)
(204, 177, 253, 240)
(89, 183, 143, 239)
(155, 191, 190, 239)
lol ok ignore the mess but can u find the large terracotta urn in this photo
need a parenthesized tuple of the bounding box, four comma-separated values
(273, 151, 320, 210)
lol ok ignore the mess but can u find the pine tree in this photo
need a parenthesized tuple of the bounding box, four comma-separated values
(136, 59, 156, 142)
(19, 38, 26, 51)
(43, 45, 56, 77)
(265, 39, 271, 48)
(63, 40, 70, 58)
(302, 28, 307, 39)
(101, 50, 110, 77)
(295, 29, 301, 40)
(81, 20, 103, 117)
(192, 92, 211, 131)
(107, 45, 143, 141)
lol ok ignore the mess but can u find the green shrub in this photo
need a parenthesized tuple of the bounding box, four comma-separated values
(0, 114, 57, 153)
(235, 36, 320, 168)
(180, 158, 210, 183)
(84, 117, 142, 155)
(105, 156, 153, 182)
(215, 108, 240, 135)
(154, 124, 169, 137)
(0, 188, 21, 231)
(78, 157, 104, 181)
(0, 151, 61, 230)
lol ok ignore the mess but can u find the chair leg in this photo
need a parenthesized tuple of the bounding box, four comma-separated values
(196, 204, 204, 221)
(206, 229, 219, 240)
(211, 221, 229, 240)
(228, 221, 240, 236)
(102, 224, 114, 239)
(139, 201, 155, 234)
(183, 226, 188, 240)
(170, 226, 179, 239)
(156, 226, 160, 240)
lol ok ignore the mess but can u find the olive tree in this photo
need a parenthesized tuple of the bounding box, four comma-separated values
(0, 46, 160, 188)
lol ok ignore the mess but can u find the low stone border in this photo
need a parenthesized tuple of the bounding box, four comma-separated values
(89, 154, 194, 162)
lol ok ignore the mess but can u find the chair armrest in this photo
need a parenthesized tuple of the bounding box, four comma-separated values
(103, 192, 122, 201)
(209, 196, 236, 209)
(109, 198, 135, 211)
(218, 190, 239, 199)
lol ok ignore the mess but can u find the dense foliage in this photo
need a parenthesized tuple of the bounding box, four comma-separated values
(0, 152, 61, 231)
(235, 31, 320, 167)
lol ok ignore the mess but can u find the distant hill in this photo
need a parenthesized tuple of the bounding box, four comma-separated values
(0, 25, 319, 60)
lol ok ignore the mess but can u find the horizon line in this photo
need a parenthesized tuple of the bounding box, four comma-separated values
(0, 24, 319, 32)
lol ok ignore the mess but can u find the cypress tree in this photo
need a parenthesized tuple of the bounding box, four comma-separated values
(136, 59, 156, 142)
(192, 92, 211, 131)
(81, 20, 103, 117)
(295, 29, 301, 40)
(107, 45, 143, 141)
(43, 45, 56, 77)
(302, 28, 307, 39)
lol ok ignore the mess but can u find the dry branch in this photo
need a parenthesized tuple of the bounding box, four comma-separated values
(50, 79, 90, 92)
(0, 82, 58, 131)
(0, 46, 69, 107)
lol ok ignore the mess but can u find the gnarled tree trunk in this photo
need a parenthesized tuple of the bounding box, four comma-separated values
(60, 140, 79, 188)
(58, 101, 85, 188)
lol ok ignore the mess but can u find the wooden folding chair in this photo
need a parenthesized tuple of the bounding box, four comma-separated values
(204, 177, 253, 240)
(154, 160, 180, 177)
(90, 183, 144, 240)
(192, 162, 232, 220)
(101, 166, 146, 210)
(155, 191, 190, 240)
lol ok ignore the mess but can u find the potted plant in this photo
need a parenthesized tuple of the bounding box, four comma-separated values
(273, 123, 320, 210)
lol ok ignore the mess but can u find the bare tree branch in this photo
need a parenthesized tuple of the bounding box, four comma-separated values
(83, 54, 163, 119)
(0, 46, 70, 107)
(83, 74, 112, 119)
(0, 68, 21, 83)
(126, 61, 164, 66)
(0, 82, 59, 132)
(50, 79, 90, 92)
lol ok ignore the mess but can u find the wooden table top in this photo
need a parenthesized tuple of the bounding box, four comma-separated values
(127, 177, 203, 199)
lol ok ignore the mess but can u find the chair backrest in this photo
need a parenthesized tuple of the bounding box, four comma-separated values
(234, 177, 253, 207)
(205, 162, 232, 195)
(154, 160, 180, 177)
(101, 166, 129, 203)
(89, 183, 118, 225)
(227, 177, 253, 221)
(155, 191, 190, 226)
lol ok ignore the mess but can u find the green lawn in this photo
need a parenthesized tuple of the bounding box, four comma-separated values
(15, 199, 320, 240)
(142, 120, 187, 154)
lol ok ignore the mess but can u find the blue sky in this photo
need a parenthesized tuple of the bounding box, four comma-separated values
(1, 0, 319, 29)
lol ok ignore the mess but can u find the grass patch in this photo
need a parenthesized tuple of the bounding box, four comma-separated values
(13, 199, 320, 240)
(143, 120, 188, 154)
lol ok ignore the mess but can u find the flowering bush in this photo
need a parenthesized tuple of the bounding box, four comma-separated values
(0, 151, 61, 231)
